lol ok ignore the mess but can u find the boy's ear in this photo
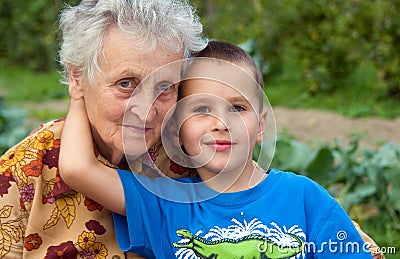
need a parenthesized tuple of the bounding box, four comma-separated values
(256, 109, 267, 144)
(69, 67, 84, 100)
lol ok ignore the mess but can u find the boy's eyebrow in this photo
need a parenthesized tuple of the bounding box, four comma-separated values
(227, 95, 250, 102)
(182, 96, 213, 104)
(182, 94, 252, 105)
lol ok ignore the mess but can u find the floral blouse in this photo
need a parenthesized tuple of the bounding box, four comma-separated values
(0, 118, 195, 258)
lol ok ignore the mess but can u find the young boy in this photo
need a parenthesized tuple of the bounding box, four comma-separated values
(59, 41, 372, 258)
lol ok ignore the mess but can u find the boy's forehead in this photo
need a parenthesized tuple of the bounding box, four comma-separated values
(184, 59, 253, 86)
(182, 58, 263, 105)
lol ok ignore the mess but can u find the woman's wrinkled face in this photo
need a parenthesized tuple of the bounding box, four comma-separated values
(76, 27, 183, 165)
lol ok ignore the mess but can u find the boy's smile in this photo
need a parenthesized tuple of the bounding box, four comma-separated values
(205, 139, 235, 152)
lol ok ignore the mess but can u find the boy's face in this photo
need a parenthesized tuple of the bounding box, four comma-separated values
(176, 61, 265, 173)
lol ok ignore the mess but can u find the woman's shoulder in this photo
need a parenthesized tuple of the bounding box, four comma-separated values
(1, 118, 65, 172)
(28, 118, 66, 137)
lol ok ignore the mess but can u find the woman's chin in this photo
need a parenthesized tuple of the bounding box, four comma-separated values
(123, 144, 147, 158)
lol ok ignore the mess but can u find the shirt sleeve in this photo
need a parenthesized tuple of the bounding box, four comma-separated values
(304, 182, 373, 258)
(112, 169, 162, 258)
(313, 202, 372, 258)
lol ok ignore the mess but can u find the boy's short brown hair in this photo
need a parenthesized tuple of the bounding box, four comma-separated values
(193, 40, 264, 90)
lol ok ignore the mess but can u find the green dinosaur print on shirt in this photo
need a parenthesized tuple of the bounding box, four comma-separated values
(173, 228, 303, 259)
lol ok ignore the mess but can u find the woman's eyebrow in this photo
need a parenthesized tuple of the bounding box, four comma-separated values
(104, 69, 141, 83)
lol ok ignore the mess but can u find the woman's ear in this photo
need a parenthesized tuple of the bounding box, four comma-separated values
(256, 109, 267, 144)
(168, 117, 182, 148)
(161, 115, 189, 166)
(69, 68, 84, 100)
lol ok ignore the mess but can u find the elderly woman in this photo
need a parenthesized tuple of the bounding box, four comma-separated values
(0, 0, 206, 258)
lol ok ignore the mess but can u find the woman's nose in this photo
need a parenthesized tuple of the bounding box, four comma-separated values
(128, 87, 157, 121)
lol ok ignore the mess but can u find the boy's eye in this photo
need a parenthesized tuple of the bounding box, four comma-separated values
(194, 106, 210, 113)
(230, 105, 246, 112)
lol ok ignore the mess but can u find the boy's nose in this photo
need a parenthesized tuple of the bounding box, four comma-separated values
(211, 115, 229, 132)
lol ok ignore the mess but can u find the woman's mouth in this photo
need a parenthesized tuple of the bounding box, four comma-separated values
(123, 125, 151, 135)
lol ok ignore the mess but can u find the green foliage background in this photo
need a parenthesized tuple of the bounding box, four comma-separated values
(2, 0, 399, 119)
(191, 0, 400, 101)
(2, 0, 400, 101)
(0, 0, 77, 70)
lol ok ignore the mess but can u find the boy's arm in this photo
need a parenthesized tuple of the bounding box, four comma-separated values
(59, 98, 126, 215)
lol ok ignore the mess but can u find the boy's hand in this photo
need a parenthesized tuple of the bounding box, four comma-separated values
(68, 97, 86, 114)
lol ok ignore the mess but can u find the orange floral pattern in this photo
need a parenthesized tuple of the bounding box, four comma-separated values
(84, 197, 103, 212)
(24, 233, 43, 251)
(22, 159, 43, 177)
(32, 130, 54, 150)
(0, 118, 194, 258)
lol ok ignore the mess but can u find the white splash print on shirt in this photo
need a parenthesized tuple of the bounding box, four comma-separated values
(174, 217, 305, 259)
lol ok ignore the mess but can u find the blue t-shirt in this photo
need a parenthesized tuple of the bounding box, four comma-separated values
(113, 169, 372, 258)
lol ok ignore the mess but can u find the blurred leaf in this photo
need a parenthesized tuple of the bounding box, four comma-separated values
(0, 96, 29, 154)
(374, 143, 400, 168)
(388, 186, 400, 211)
(270, 137, 312, 172)
(343, 184, 377, 208)
(302, 147, 334, 185)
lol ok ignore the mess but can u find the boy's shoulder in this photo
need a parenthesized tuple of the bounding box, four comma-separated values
(269, 168, 331, 197)
(269, 168, 319, 186)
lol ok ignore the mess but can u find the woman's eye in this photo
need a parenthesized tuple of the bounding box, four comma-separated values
(119, 80, 132, 88)
(117, 78, 140, 91)
(160, 83, 172, 91)
(230, 105, 246, 112)
(194, 106, 210, 113)
(157, 82, 175, 93)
